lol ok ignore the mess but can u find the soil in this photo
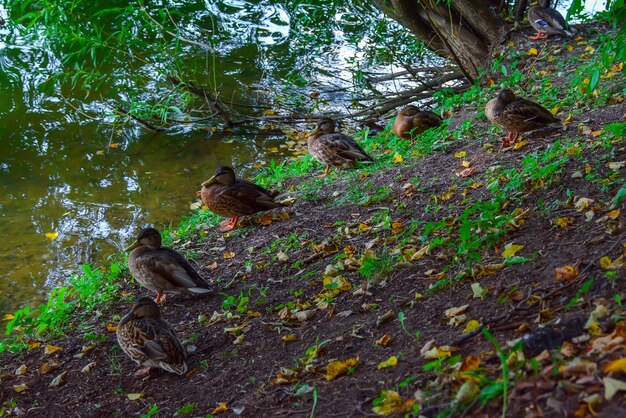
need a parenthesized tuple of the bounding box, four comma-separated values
(2, 22, 626, 418)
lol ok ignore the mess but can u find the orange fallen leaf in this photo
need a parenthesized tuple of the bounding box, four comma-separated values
(44, 345, 64, 355)
(212, 402, 229, 415)
(555, 265, 579, 282)
(258, 213, 273, 225)
(376, 334, 391, 347)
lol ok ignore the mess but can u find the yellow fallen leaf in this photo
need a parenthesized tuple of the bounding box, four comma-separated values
(607, 209, 620, 219)
(527, 47, 538, 56)
(107, 323, 117, 332)
(325, 356, 359, 380)
(461, 160, 471, 168)
(604, 358, 626, 374)
(555, 217, 574, 228)
(127, 393, 143, 401)
(410, 245, 429, 261)
(550, 106, 560, 116)
(566, 44, 574, 51)
(109, 143, 120, 149)
(15, 364, 28, 375)
(45, 232, 59, 240)
(27, 339, 42, 350)
(455, 380, 479, 404)
(463, 320, 481, 334)
(502, 243, 524, 258)
(44, 345, 64, 355)
(13, 384, 28, 393)
(600, 256, 612, 269)
(2, 313, 14, 321)
(281, 334, 298, 342)
(575, 197, 594, 211)
(372, 390, 415, 416)
(212, 402, 229, 415)
(454, 151, 467, 158)
(393, 154, 403, 164)
(223, 251, 235, 259)
(377, 356, 398, 369)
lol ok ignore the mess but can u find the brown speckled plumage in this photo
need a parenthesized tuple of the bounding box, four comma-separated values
(307, 118, 373, 176)
(486, 89, 563, 146)
(126, 228, 211, 303)
(117, 297, 187, 375)
(528, 0, 572, 39)
(392, 105, 442, 140)
(200, 166, 285, 231)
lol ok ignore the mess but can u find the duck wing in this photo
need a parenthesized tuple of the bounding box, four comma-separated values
(217, 180, 285, 213)
(143, 248, 211, 292)
(503, 98, 560, 130)
(317, 133, 374, 162)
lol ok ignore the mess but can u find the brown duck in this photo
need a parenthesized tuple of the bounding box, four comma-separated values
(117, 297, 187, 377)
(486, 89, 563, 147)
(392, 105, 442, 140)
(201, 166, 285, 232)
(528, 0, 573, 40)
(126, 227, 211, 303)
(307, 117, 374, 177)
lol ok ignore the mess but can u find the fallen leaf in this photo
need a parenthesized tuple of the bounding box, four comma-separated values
(555, 265, 579, 282)
(604, 358, 626, 374)
(455, 380, 479, 404)
(45, 232, 59, 240)
(377, 356, 398, 369)
(445, 304, 469, 318)
(49, 370, 68, 387)
(471, 283, 487, 299)
(502, 243, 524, 258)
(15, 364, 28, 375)
(27, 339, 42, 350)
(81, 361, 97, 373)
(106, 323, 117, 333)
(527, 47, 538, 56)
(13, 384, 28, 393)
(276, 251, 289, 262)
(604, 377, 626, 400)
(281, 334, 298, 342)
(457, 167, 476, 178)
(454, 151, 467, 158)
(600, 256, 612, 269)
(127, 393, 143, 401)
(325, 357, 359, 380)
(223, 251, 235, 259)
(555, 217, 574, 228)
(513, 140, 529, 150)
(376, 334, 391, 347)
(393, 154, 403, 164)
(258, 213, 273, 225)
(372, 390, 415, 416)
(212, 402, 229, 415)
(463, 320, 481, 334)
(559, 357, 597, 376)
(575, 197, 594, 211)
(3, 313, 15, 321)
(422, 345, 456, 360)
(39, 361, 61, 375)
(607, 209, 620, 219)
(44, 345, 64, 355)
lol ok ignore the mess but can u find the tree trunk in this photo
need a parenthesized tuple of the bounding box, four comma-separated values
(371, 0, 507, 81)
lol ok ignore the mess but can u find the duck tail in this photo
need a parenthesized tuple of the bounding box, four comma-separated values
(188, 287, 212, 294)
(549, 119, 566, 131)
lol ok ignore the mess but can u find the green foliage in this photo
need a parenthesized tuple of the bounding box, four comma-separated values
(1, 263, 124, 354)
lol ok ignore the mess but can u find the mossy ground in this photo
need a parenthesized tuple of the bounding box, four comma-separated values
(1, 22, 626, 417)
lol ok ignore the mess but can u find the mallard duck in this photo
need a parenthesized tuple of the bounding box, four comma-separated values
(126, 227, 211, 303)
(392, 105, 442, 140)
(117, 297, 187, 377)
(528, 0, 573, 40)
(201, 166, 285, 232)
(486, 89, 563, 147)
(307, 118, 374, 177)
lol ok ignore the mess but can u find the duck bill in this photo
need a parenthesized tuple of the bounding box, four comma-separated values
(201, 175, 217, 187)
(308, 126, 321, 137)
(125, 240, 140, 252)
(119, 311, 134, 326)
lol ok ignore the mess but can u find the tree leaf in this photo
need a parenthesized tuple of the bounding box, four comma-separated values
(377, 356, 398, 369)
(325, 356, 359, 380)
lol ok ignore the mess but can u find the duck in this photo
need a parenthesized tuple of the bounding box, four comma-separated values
(528, 0, 573, 40)
(201, 166, 285, 232)
(486, 89, 563, 147)
(307, 117, 374, 177)
(126, 227, 211, 303)
(392, 105, 442, 140)
(117, 297, 187, 377)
